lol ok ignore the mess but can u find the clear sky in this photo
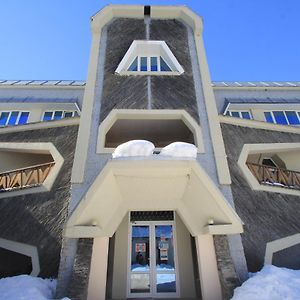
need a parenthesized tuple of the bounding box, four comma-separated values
(0, 0, 299, 81)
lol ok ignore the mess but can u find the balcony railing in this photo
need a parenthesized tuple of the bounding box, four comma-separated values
(0, 162, 55, 192)
(246, 162, 300, 190)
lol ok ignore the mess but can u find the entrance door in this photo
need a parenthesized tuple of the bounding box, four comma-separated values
(128, 221, 179, 298)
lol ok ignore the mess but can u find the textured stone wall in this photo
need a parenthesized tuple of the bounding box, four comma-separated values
(67, 238, 94, 300)
(0, 125, 78, 278)
(221, 123, 300, 272)
(214, 235, 241, 300)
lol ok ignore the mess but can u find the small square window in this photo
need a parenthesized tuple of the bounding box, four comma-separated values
(231, 111, 240, 118)
(53, 111, 63, 120)
(18, 112, 30, 125)
(64, 111, 73, 118)
(0, 112, 9, 126)
(241, 112, 251, 119)
(140, 57, 147, 71)
(43, 112, 53, 121)
(8, 111, 19, 125)
(264, 112, 274, 123)
(273, 111, 288, 125)
(151, 57, 158, 71)
(285, 111, 300, 125)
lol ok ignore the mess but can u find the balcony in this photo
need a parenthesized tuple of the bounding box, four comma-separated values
(0, 162, 55, 192)
(246, 162, 300, 190)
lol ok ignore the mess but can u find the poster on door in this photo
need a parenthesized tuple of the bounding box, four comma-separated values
(135, 243, 146, 253)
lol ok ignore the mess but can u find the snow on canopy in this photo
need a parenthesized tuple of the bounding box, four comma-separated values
(112, 140, 155, 158)
(160, 142, 197, 158)
(231, 265, 300, 300)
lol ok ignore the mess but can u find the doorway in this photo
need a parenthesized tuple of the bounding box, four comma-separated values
(127, 217, 179, 298)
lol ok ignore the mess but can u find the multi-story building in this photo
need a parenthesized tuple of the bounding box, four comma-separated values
(0, 5, 300, 300)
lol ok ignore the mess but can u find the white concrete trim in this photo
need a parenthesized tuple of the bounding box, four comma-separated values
(220, 115, 300, 134)
(195, 235, 222, 300)
(265, 233, 300, 265)
(115, 40, 184, 75)
(97, 109, 204, 154)
(0, 237, 40, 276)
(238, 143, 300, 196)
(213, 86, 300, 91)
(65, 159, 243, 238)
(0, 117, 79, 134)
(0, 142, 64, 198)
(87, 237, 109, 300)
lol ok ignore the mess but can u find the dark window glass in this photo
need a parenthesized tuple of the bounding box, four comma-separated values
(53, 111, 63, 120)
(273, 111, 288, 125)
(0, 112, 9, 126)
(262, 158, 277, 168)
(8, 111, 19, 125)
(64, 112, 73, 118)
(128, 57, 138, 71)
(241, 111, 251, 119)
(285, 111, 300, 125)
(230, 111, 240, 118)
(43, 112, 53, 121)
(264, 112, 274, 123)
(151, 57, 158, 71)
(160, 57, 171, 71)
(18, 112, 29, 125)
(140, 57, 147, 71)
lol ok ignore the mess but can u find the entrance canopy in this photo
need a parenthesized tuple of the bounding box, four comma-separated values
(65, 159, 243, 237)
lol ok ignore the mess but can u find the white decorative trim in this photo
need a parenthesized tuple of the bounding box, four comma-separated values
(0, 238, 40, 276)
(96, 109, 204, 154)
(265, 233, 300, 265)
(115, 40, 184, 75)
(0, 142, 64, 199)
(238, 143, 300, 196)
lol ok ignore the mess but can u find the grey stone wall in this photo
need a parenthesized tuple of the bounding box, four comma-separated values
(214, 235, 241, 300)
(221, 123, 300, 272)
(0, 125, 78, 278)
(67, 238, 94, 300)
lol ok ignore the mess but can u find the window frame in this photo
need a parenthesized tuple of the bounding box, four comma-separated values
(264, 110, 300, 125)
(41, 110, 76, 122)
(226, 110, 253, 120)
(0, 111, 30, 127)
(127, 55, 172, 73)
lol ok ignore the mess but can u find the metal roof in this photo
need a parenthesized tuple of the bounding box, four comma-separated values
(212, 81, 300, 87)
(0, 80, 300, 88)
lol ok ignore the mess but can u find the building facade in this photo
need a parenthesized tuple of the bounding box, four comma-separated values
(0, 5, 300, 300)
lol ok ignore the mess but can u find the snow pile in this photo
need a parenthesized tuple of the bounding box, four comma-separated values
(112, 140, 155, 158)
(231, 265, 300, 300)
(0, 275, 56, 300)
(160, 142, 197, 158)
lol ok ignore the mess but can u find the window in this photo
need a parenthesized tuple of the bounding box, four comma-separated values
(116, 40, 184, 75)
(42, 111, 77, 122)
(264, 111, 300, 125)
(0, 111, 30, 126)
(127, 56, 173, 73)
(226, 110, 252, 120)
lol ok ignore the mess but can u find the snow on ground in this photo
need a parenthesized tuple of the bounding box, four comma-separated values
(0, 275, 70, 300)
(231, 265, 300, 300)
(112, 140, 155, 158)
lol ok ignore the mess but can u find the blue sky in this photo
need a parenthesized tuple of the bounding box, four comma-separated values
(0, 0, 299, 81)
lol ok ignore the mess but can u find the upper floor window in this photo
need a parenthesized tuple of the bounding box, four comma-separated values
(42, 110, 77, 122)
(0, 111, 29, 126)
(225, 110, 252, 120)
(115, 40, 184, 75)
(264, 111, 300, 125)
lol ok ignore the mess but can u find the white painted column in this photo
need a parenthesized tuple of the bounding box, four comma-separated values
(87, 237, 109, 300)
(195, 234, 222, 300)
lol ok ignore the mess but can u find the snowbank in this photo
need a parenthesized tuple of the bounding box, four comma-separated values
(0, 275, 70, 300)
(112, 140, 155, 158)
(160, 142, 197, 158)
(231, 265, 300, 300)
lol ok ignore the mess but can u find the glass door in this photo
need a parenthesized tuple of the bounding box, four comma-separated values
(128, 221, 179, 298)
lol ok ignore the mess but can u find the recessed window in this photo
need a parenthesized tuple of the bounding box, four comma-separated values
(264, 111, 300, 125)
(0, 111, 30, 126)
(42, 110, 76, 122)
(226, 110, 252, 120)
(116, 40, 184, 75)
